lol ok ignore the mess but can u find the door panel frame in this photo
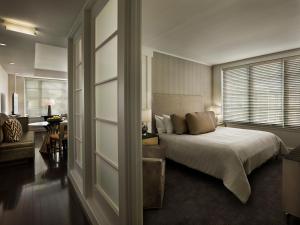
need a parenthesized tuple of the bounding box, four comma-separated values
(67, 0, 142, 224)
(117, 0, 142, 223)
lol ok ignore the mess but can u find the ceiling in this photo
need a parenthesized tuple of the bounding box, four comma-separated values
(142, 0, 300, 65)
(0, 0, 86, 75)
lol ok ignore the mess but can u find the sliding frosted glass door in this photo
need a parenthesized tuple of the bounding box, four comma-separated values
(71, 29, 84, 192)
(92, 0, 119, 219)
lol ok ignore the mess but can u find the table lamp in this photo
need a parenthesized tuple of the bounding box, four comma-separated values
(142, 109, 151, 135)
(207, 105, 223, 124)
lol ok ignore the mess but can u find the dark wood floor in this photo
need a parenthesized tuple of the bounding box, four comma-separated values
(0, 133, 90, 225)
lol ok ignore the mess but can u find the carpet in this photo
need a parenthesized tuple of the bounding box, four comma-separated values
(144, 158, 300, 225)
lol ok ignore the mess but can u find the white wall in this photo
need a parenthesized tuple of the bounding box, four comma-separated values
(213, 48, 300, 148)
(0, 64, 8, 114)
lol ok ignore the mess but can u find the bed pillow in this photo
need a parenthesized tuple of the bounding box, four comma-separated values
(186, 112, 215, 135)
(155, 115, 166, 134)
(2, 118, 23, 142)
(199, 111, 217, 128)
(171, 114, 187, 134)
(163, 114, 173, 134)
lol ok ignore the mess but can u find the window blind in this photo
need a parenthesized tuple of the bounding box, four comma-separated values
(284, 57, 300, 128)
(223, 57, 300, 128)
(250, 61, 283, 125)
(223, 66, 249, 123)
(25, 78, 68, 117)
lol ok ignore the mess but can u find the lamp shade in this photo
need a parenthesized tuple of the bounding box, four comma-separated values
(142, 109, 152, 123)
(43, 99, 56, 106)
(207, 105, 221, 115)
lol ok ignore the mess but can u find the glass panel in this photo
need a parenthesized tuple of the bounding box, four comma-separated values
(96, 156, 119, 206)
(95, 80, 118, 122)
(141, 55, 147, 109)
(96, 120, 118, 165)
(75, 115, 82, 140)
(75, 91, 83, 115)
(75, 139, 82, 165)
(76, 64, 84, 90)
(95, 36, 118, 83)
(95, 0, 118, 47)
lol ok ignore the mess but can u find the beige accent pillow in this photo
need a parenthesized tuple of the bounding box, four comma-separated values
(199, 111, 217, 128)
(171, 114, 187, 135)
(3, 118, 23, 142)
(186, 112, 216, 135)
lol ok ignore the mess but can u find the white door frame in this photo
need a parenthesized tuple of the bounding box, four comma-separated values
(117, 0, 142, 223)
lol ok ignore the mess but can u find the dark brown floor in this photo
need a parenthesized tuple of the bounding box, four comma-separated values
(144, 159, 300, 225)
(0, 132, 90, 225)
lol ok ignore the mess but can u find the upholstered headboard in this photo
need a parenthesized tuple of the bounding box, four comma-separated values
(151, 93, 205, 132)
(152, 93, 204, 117)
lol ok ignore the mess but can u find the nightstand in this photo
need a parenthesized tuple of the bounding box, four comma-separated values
(283, 147, 300, 222)
(142, 133, 159, 145)
(143, 144, 166, 159)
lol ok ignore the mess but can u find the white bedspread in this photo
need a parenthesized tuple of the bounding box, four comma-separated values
(160, 127, 289, 203)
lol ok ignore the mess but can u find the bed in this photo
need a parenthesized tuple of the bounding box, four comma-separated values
(160, 127, 288, 203)
(152, 93, 289, 203)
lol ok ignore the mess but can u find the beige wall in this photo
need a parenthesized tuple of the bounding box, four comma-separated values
(152, 52, 212, 109)
(0, 64, 8, 114)
(213, 48, 300, 148)
(8, 75, 25, 115)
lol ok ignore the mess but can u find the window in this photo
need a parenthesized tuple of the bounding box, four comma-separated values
(25, 78, 68, 117)
(223, 57, 300, 128)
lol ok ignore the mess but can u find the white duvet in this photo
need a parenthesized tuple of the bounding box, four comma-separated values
(160, 127, 289, 203)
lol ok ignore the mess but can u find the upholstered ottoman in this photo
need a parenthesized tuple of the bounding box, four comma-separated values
(143, 144, 166, 209)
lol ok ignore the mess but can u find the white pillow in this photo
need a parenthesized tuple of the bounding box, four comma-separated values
(163, 114, 173, 134)
(155, 115, 166, 134)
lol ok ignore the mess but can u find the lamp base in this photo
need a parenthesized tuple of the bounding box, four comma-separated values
(47, 105, 52, 117)
(142, 124, 148, 135)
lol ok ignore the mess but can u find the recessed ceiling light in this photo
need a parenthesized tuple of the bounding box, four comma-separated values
(0, 43, 6, 46)
(9, 62, 15, 65)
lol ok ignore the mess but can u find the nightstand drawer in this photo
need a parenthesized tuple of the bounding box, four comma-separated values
(142, 136, 159, 145)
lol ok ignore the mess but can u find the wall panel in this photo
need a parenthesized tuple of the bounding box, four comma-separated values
(152, 52, 212, 108)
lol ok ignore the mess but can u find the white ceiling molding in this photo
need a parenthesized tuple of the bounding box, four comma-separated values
(152, 48, 211, 66)
(142, 46, 154, 57)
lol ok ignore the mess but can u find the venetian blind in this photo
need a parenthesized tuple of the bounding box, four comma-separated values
(25, 78, 68, 117)
(284, 57, 300, 128)
(250, 61, 283, 125)
(223, 66, 250, 123)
